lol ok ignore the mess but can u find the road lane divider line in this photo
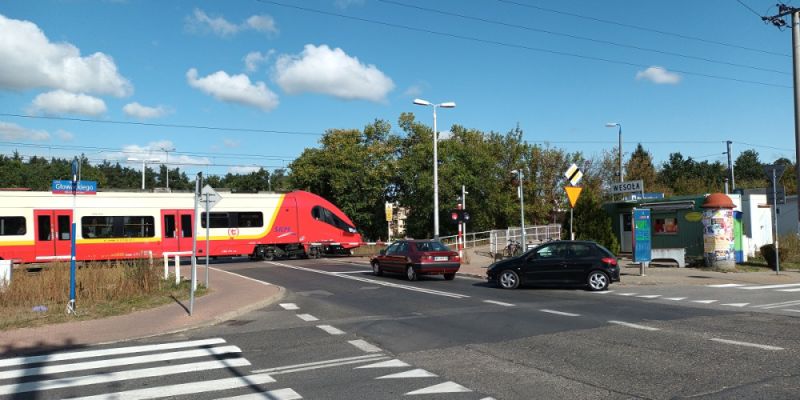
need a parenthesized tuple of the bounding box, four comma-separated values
(267, 262, 470, 299)
(0, 358, 251, 396)
(0, 345, 242, 380)
(664, 297, 687, 301)
(739, 283, 800, 290)
(637, 295, 661, 299)
(297, 314, 319, 322)
(709, 338, 783, 351)
(590, 290, 614, 294)
(406, 381, 472, 395)
(691, 300, 718, 304)
(210, 266, 273, 286)
(608, 320, 660, 331)
(0, 338, 227, 368)
(348, 339, 382, 353)
(706, 283, 747, 288)
(215, 388, 303, 400)
(376, 368, 438, 379)
(753, 300, 800, 309)
(280, 303, 299, 310)
(252, 354, 386, 374)
(721, 303, 749, 307)
(617, 293, 637, 296)
(540, 309, 580, 317)
(67, 373, 276, 400)
(331, 270, 372, 274)
(483, 300, 515, 307)
(317, 325, 345, 335)
(355, 359, 411, 369)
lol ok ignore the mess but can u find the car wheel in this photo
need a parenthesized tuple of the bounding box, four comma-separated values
(443, 272, 455, 280)
(587, 271, 609, 291)
(406, 265, 417, 281)
(498, 270, 520, 289)
(372, 262, 383, 276)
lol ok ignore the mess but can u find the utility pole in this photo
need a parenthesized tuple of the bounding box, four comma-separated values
(726, 140, 735, 192)
(763, 4, 800, 235)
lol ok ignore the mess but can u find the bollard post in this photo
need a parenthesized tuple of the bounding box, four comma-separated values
(174, 255, 181, 285)
(163, 254, 169, 279)
(0, 260, 11, 289)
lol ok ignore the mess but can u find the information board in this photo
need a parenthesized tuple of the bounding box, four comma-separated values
(632, 208, 652, 263)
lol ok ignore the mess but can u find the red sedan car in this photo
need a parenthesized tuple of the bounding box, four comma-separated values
(371, 239, 461, 281)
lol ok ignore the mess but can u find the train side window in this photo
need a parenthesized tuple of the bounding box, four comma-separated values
(237, 212, 263, 228)
(123, 216, 155, 238)
(0, 216, 26, 236)
(181, 215, 193, 238)
(200, 212, 230, 229)
(311, 206, 357, 233)
(57, 215, 71, 241)
(82, 217, 114, 238)
(37, 215, 52, 241)
(164, 215, 176, 238)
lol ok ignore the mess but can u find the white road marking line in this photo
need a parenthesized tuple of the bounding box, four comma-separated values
(591, 290, 614, 294)
(268, 262, 470, 299)
(480, 398, 498, 400)
(754, 300, 800, 309)
(483, 300, 515, 307)
(739, 283, 800, 290)
(0, 338, 227, 368)
(376, 369, 438, 379)
(706, 283, 747, 288)
(317, 325, 345, 335)
(692, 300, 718, 304)
(709, 338, 783, 351)
(406, 381, 472, 395)
(252, 354, 386, 374)
(348, 339, 382, 353)
(777, 288, 800, 292)
(280, 303, 299, 310)
(215, 388, 302, 400)
(355, 359, 411, 369)
(297, 314, 319, 322)
(608, 320, 660, 331)
(540, 309, 581, 317)
(664, 297, 687, 301)
(637, 295, 661, 299)
(270, 357, 390, 375)
(67, 373, 275, 400)
(0, 345, 241, 380)
(210, 267, 272, 286)
(331, 270, 372, 274)
(0, 358, 250, 396)
(783, 309, 800, 313)
(617, 293, 638, 296)
(721, 303, 750, 307)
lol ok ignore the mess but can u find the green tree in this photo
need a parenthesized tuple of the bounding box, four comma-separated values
(734, 149, 763, 188)
(567, 189, 620, 254)
(625, 143, 659, 192)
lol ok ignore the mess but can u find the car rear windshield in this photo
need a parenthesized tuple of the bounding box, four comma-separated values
(415, 241, 450, 251)
(596, 244, 616, 258)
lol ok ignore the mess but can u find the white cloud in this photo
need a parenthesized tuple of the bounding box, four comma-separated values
(244, 50, 274, 72)
(228, 165, 261, 174)
(30, 90, 107, 116)
(245, 15, 278, 35)
(404, 85, 423, 97)
(187, 68, 279, 111)
(123, 102, 171, 119)
(0, 122, 50, 141)
(223, 138, 241, 148)
(636, 66, 682, 85)
(55, 129, 74, 141)
(0, 14, 132, 96)
(186, 9, 278, 37)
(274, 44, 394, 102)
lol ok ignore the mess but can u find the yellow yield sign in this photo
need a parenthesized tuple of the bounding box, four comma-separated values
(565, 186, 583, 208)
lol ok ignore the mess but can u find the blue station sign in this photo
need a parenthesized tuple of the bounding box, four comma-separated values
(52, 180, 97, 195)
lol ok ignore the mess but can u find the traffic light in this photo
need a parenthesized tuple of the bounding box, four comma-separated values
(450, 209, 470, 223)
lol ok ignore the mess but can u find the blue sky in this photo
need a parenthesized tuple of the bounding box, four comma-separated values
(0, 0, 796, 179)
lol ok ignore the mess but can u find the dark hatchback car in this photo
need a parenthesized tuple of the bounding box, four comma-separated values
(371, 239, 461, 281)
(487, 240, 620, 291)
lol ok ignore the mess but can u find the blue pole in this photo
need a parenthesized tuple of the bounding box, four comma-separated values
(69, 221, 76, 303)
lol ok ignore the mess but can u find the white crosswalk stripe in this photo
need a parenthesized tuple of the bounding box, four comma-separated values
(0, 337, 298, 399)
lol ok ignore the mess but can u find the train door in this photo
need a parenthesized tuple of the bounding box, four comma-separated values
(161, 210, 194, 252)
(33, 210, 73, 261)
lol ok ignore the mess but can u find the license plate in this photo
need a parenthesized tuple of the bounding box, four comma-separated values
(434, 256, 448, 261)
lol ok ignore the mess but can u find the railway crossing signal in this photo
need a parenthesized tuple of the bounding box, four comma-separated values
(450, 209, 470, 223)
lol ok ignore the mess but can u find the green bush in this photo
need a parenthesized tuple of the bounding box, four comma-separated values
(760, 243, 788, 270)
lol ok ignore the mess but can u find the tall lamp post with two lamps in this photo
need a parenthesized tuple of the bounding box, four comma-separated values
(413, 98, 456, 239)
(127, 157, 160, 190)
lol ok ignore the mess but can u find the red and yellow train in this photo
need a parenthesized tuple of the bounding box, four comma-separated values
(0, 190, 362, 263)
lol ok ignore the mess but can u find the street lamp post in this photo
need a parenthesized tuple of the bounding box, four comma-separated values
(605, 122, 623, 183)
(161, 147, 175, 190)
(413, 98, 456, 239)
(511, 169, 527, 249)
(127, 157, 159, 190)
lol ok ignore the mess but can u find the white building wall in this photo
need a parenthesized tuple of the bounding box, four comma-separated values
(777, 195, 798, 236)
(742, 193, 773, 256)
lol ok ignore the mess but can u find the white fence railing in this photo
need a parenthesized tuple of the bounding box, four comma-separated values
(489, 224, 562, 255)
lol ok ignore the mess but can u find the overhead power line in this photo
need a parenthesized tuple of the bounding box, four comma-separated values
(379, 0, 789, 75)
(736, 0, 765, 18)
(258, 0, 790, 88)
(497, 0, 790, 58)
(0, 113, 324, 136)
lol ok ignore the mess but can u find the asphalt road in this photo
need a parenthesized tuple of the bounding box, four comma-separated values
(6, 257, 800, 399)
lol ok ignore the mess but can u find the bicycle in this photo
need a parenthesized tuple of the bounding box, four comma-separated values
(503, 239, 523, 258)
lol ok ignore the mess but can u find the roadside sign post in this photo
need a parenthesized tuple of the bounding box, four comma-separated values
(190, 173, 201, 316)
(564, 164, 584, 241)
(385, 202, 393, 242)
(764, 164, 787, 274)
(200, 184, 222, 288)
(68, 158, 78, 315)
(610, 180, 645, 198)
(632, 208, 652, 276)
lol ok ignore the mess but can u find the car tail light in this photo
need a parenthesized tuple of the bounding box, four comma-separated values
(452, 255, 461, 262)
(601, 257, 618, 266)
(422, 255, 433, 261)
